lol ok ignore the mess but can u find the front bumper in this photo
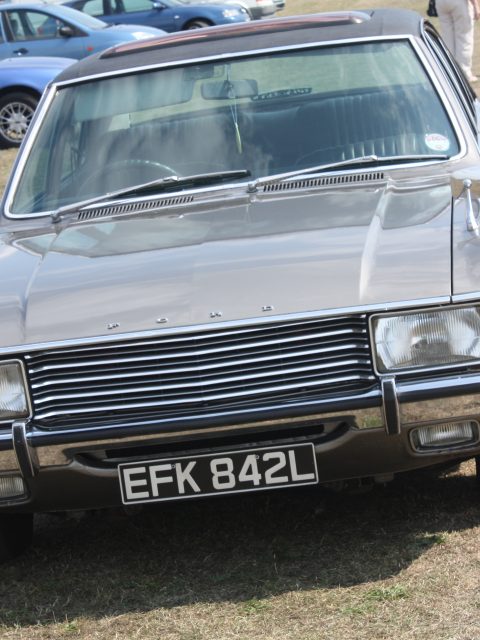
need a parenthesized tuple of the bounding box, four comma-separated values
(1, 370, 480, 512)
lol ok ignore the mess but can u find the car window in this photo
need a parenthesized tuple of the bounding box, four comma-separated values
(51, 5, 108, 29)
(4, 10, 67, 41)
(10, 40, 461, 215)
(118, 0, 154, 13)
(78, 0, 106, 18)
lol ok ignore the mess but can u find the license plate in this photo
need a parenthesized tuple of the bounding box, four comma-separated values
(118, 443, 318, 505)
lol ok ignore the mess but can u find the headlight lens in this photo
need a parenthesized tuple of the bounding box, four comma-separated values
(0, 362, 29, 420)
(373, 307, 480, 372)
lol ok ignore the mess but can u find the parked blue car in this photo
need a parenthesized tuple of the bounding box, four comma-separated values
(0, 3, 163, 60)
(65, 0, 250, 32)
(0, 56, 74, 147)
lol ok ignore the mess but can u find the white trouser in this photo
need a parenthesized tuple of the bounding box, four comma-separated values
(436, 0, 475, 77)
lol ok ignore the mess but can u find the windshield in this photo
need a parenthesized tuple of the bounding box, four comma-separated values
(10, 40, 459, 215)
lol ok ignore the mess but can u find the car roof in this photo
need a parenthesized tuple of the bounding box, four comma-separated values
(55, 9, 425, 83)
(0, 1, 61, 9)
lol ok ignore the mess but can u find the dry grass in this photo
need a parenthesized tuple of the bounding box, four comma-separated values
(2, 1, 480, 638)
(1, 462, 479, 639)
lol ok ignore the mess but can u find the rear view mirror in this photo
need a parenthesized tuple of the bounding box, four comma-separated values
(201, 79, 258, 100)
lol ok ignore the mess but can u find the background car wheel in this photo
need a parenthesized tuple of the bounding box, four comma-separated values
(0, 513, 33, 562)
(185, 19, 211, 29)
(0, 92, 38, 149)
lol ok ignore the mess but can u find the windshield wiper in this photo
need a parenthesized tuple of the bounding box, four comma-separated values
(50, 169, 250, 221)
(247, 154, 448, 192)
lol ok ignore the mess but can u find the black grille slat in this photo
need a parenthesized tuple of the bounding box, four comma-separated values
(25, 314, 375, 428)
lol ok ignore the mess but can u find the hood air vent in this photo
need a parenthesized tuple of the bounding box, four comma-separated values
(262, 171, 385, 193)
(77, 195, 195, 221)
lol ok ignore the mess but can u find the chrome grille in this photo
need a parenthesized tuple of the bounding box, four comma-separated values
(25, 315, 376, 429)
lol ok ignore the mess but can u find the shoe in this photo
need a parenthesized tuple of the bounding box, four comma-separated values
(467, 74, 478, 83)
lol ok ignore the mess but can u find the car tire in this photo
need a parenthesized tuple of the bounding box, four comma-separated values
(184, 19, 211, 29)
(0, 513, 33, 562)
(0, 91, 38, 149)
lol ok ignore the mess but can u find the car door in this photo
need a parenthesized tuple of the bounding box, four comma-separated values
(0, 9, 89, 59)
(111, 0, 178, 32)
(0, 13, 12, 60)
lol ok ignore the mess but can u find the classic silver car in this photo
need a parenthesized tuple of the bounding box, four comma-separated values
(1, 8, 480, 559)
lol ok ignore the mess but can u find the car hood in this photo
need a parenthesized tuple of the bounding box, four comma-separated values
(103, 23, 166, 36)
(0, 177, 452, 350)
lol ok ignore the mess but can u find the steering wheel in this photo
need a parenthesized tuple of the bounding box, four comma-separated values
(79, 159, 178, 195)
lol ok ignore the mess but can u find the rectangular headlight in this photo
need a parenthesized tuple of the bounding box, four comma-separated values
(0, 361, 29, 420)
(372, 306, 480, 373)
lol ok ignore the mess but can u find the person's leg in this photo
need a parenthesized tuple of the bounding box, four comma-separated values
(452, 0, 475, 79)
(436, 0, 456, 54)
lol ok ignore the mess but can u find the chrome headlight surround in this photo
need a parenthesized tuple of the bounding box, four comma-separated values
(371, 305, 480, 374)
(0, 360, 30, 423)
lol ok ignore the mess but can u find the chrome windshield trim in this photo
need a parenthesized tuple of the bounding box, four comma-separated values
(3, 34, 467, 220)
(0, 298, 451, 356)
(2, 85, 57, 220)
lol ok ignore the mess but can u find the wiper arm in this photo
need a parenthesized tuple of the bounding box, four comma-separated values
(247, 154, 448, 192)
(50, 169, 250, 222)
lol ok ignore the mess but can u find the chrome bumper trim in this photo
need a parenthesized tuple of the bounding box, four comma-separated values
(12, 421, 37, 478)
(1, 371, 480, 476)
(31, 404, 385, 468)
(395, 373, 480, 428)
(381, 376, 400, 435)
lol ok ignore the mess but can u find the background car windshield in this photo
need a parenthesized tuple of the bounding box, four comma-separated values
(48, 5, 109, 28)
(10, 40, 460, 215)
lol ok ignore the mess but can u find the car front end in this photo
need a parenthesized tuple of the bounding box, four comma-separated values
(1, 10, 480, 555)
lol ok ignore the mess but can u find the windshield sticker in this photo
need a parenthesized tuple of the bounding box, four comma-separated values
(425, 133, 450, 152)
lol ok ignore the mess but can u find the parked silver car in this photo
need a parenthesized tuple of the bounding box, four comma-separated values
(183, 0, 276, 19)
(1, 9, 480, 559)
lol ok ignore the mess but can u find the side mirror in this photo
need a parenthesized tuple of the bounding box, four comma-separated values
(152, 1, 166, 8)
(58, 25, 75, 38)
(451, 168, 480, 198)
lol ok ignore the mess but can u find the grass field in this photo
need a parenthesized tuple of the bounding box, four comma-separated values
(1, 2, 480, 639)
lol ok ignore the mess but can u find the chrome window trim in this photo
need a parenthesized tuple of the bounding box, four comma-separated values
(3, 34, 467, 220)
(0, 359, 32, 425)
(452, 292, 480, 303)
(0, 297, 450, 357)
(421, 24, 477, 134)
(369, 302, 480, 377)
